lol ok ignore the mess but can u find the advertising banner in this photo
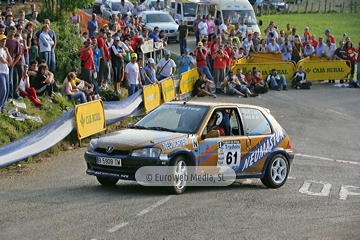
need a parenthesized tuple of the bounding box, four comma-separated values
(75, 100, 106, 140)
(249, 55, 295, 64)
(141, 39, 154, 54)
(252, 53, 283, 59)
(161, 78, 176, 102)
(179, 68, 199, 95)
(143, 84, 162, 113)
(297, 59, 351, 80)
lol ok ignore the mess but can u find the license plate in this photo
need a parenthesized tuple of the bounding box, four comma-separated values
(96, 157, 122, 167)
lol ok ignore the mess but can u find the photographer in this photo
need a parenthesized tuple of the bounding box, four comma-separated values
(266, 69, 287, 91)
(77, 38, 95, 86)
(281, 39, 292, 60)
(194, 41, 213, 82)
(212, 44, 229, 94)
(178, 48, 194, 75)
(247, 67, 268, 94)
(223, 71, 257, 97)
(291, 66, 312, 89)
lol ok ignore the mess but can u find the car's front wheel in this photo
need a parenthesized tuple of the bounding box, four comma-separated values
(165, 156, 188, 194)
(261, 154, 289, 188)
(96, 176, 119, 186)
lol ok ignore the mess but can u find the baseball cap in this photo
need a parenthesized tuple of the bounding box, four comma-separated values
(306, 41, 311, 45)
(148, 58, 155, 63)
(304, 27, 309, 30)
(131, 53, 138, 58)
(324, 29, 330, 33)
(114, 36, 120, 41)
(0, 35, 6, 41)
(130, 30, 135, 34)
(103, 24, 108, 28)
(184, 48, 189, 53)
(164, 50, 170, 55)
(85, 38, 91, 43)
(197, 42, 203, 46)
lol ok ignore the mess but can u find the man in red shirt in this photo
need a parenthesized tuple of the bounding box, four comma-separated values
(324, 29, 336, 44)
(311, 34, 319, 49)
(97, 28, 110, 89)
(224, 44, 234, 75)
(130, 30, 141, 56)
(194, 41, 214, 83)
(77, 38, 95, 85)
(212, 44, 229, 93)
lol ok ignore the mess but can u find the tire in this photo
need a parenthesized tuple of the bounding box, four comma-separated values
(96, 176, 119, 186)
(165, 156, 188, 194)
(261, 154, 289, 188)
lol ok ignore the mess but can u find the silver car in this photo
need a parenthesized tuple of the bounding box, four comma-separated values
(138, 11, 179, 39)
(101, 0, 134, 21)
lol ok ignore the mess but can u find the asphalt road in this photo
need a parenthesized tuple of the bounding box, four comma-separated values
(1, 82, 360, 240)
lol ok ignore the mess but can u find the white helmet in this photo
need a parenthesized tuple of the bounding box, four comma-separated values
(214, 111, 223, 126)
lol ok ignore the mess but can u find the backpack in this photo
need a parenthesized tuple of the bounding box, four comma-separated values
(102, 93, 120, 102)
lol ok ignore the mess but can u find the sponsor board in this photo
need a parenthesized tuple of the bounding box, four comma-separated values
(179, 68, 199, 95)
(160, 78, 176, 102)
(143, 83, 162, 113)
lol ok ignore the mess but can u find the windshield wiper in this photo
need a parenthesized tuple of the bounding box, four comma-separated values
(130, 125, 148, 129)
(147, 127, 177, 132)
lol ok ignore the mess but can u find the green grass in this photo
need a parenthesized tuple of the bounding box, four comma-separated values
(258, 13, 360, 43)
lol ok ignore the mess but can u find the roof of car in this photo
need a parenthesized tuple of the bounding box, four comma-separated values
(164, 101, 266, 110)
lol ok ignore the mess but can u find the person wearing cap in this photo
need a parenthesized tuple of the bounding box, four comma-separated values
(266, 69, 287, 91)
(130, 30, 141, 56)
(103, 23, 109, 32)
(178, 48, 194, 75)
(77, 37, 96, 86)
(125, 52, 142, 96)
(148, 3, 155, 11)
(110, 36, 127, 94)
(156, 50, 176, 80)
(302, 41, 315, 58)
(144, 58, 157, 85)
(324, 29, 336, 44)
(0, 34, 12, 113)
(194, 41, 214, 83)
(119, 0, 131, 15)
(87, 13, 98, 38)
(301, 27, 312, 44)
(212, 44, 229, 94)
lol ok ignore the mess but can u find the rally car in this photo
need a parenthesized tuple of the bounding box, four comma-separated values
(84, 101, 294, 194)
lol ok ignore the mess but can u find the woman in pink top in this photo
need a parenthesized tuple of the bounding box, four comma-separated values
(70, 12, 80, 31)
(206, 14, 215, 39)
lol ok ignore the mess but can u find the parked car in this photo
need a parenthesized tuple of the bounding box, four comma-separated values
(260, 0, 289, 11)
(140, 0, 165, 10)
(101, 0, 134, 21)
(92, 0, 103, 14)
(84, 101, 294, 194)
(138, 11, 179, 40)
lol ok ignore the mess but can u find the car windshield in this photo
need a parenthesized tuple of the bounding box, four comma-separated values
(268, 0, 283, 2)
(112, 2, 121, 11)
(134, 104, 209, 133)
(222, 10, 257, 25)
(183, 3, 197, 17)
(147, 13, 174, 23)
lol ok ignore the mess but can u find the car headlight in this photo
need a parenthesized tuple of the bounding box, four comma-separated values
(87, 140, 97, 153)
(131, 148, 161, 158)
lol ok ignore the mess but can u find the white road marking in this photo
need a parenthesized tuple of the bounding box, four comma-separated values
(107, 222, 129, 233)
(288, 176, 296, 180)
(137, 195, 174, 217)
(327, 109, 350, 117)
(339, 185, 360, 200)
(299, 180, 332, 196)
(295, 153, 360, 166)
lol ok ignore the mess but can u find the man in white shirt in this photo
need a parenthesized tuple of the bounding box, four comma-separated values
(303, 42, 315, 58)
(219, 18, 229, 36)
(198, 17, 208, 40)
(239, 18, 247, 39)
(242, 34, 255, 56)
(156, 50, 176, 80)
(322, 38, 336, 60)
(0, 34, 12, 113)
(131, 2, 142, 16)
(125, 53, 142, 96)
(268, 39, 281, 54)
(118, 0, 131, 16)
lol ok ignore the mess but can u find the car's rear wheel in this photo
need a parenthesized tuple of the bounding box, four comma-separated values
(165, 156, 188, 194)
(261, 154, 289, 188)
(96, 176, 119, 186)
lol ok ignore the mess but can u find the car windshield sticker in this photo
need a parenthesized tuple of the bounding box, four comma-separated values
(189, 135, 198, 149)
(217, 141, 241, 171)
(161, 105, 203, 111)
(162, 138, 189, 150)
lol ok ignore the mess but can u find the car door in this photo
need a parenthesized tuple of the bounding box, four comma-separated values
(238, 107, 272, 174)
(198, 108, 249, 174)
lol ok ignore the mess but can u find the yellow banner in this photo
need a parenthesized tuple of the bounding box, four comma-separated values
(75, 100, 106, 140)
(252, 53, 283, 59)
(143, 84, 162, 113)
(161, 78, 176, 102)
(233, 57, 247, 65)
(249, 55, 295, 64)
(231, 62, 296, 81)
(179, 68, 199, 94)
(297, 60, 351, 80)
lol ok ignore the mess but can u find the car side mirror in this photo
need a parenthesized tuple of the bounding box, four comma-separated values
(202, 130, 220, 139)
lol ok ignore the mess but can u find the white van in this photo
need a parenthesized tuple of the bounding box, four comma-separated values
(165, 0, 197, 29)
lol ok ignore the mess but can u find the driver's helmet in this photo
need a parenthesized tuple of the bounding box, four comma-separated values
(213, 111, 223, 126)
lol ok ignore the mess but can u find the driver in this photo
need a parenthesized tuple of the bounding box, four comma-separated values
(206, 111, 225, 136)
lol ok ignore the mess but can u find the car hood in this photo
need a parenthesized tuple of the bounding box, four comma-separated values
(146, 22, 178, 30)
(95, 129, 187, 150)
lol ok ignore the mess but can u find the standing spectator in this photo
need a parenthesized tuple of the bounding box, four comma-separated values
(284, 23, 292, 37)
(315, 37, 325, 57)
(154, 0, 163, 10)
(311, 35, 318, 50)
(97, 29, 110, 89)
(6, 26, 22, 100)
(62, 72, 87, 104)
(156, 50, 176, 80)
(178, 48, 194, 75)
(110, 36, 126, 94)
(198, 17, 208, 40)
(14, 10, 29, 25)
(138, 57, 151, 86)
(31, 64, 54, 102)
(212, 44, 229, 94)
(281, 39, 292, 60)
(291, 66, 312, 89)
(247, 67, 268, 94)
(266, 69, 287, 91)
(193, 14, 201, 45)
(87, 13, 98, 38)
(144, 58, 157, 85)
(345, 41, 356, 79)
(26, 4, 37, 19)
(29, 11, 39, 27)
(324, 29, 336, 44)
(4, 14, 14, 34)
(38, 25, 54, 69)
(266, 24, 278, 42)
(18, 65, 43, 106)
(131, 2, 142, 16)
(239, 18, 247, 39)
(322, 38, 336, 60)
(219, 18, 230, 37)
(177, 19, 188, 55)
(303, 42, 315, 58)
(251, 32, 260, 53)
(287, 28, 297, 43)
(291, 36, 302, 63)
(301, 27, 312, 43)
(224, 43, 234, 75)
(130, 30, 142, 57)
(148, 4, 155, 11)
(334, 41, 348, 83)
(356, 43, 360, 81)
(77, 38, 95, 85)
(194, 41, 213, 82)
(148, 27, 161, 43)
(242, 34, 255, 56)
(206, 14, 215, 39)
(268, 38, 281, 54)
(118, 0, 131, 16)
(23, 21, 35, 65)
(70, 12, 80, 31)
(125, 53, 142, 96)
(0, 34, 12, 113)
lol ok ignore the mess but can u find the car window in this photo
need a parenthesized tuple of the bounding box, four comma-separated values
(112, 2, 121, 11)
(177, 3, 181, 14)
(239, 108, 271, 136)
(147, 13, 174, 23)
(135, 104, 209, 133)
(222, 10, 257, 25)
(182, 3, 196, 17)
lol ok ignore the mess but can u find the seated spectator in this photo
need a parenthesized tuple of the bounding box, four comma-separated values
(30, 64, 54, 102)
(303, 42, 315, 58)
(257, 39, 269, 53)
(266, 69, 287, 91)
(247, 67, 268, 94)
(18, 65, 43, 106)
(64, 69, 95, 101)
(291, 66, 312, 89)
(62, 72, 87, 104)
(223, 71, 257, 97)
(268, 38, 281, 54)
(192, 73, 216, 98)
(178, 48, 195, 75)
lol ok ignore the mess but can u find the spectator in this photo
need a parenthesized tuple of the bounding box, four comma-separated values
(278, 30, 286, 46)
(233, 47, 245, 60)
(4, 14, 14, 35)
(219, 18, 230, 37)
(130, 30, 142, 57)
(194, 40, 212, 80)
(251, 32, 260, 53)
(284, 23, 292, 37)
(97, 28, 111, 89)
(322, 38, 336, 60)
(315, 37, 325, 57)
(26, 4, 37, 19)
(28, 59, 37, 82)
(0, 34, 12, 113)
(223, 70, 254, 97)
(345, 41, 356, 79)
(6, 26, 22, 100)
(242, 34, 255, 56)
(287, 28, 297, 43)
(62, 72, 87, 104)
(154, 0, 163, 10)
(334, 41, 348, 83)
(291, 66, 312, 89)
(280, 39, 292, 60)
(303, 42, 315, 58)
(301, 27, 312, 43)
(36, 19, 57, 75)
(38, 25, 54, 73)
(178, 48, 194, 75)
(144, 58, 157, 85)
(229, 29, 241, 47)
(92, 37, 101, 89)
(110, 36, 126, 94)
(29, 11, 39, 26)
(87, 13, 98, 38)
(63, 68, 94, 101)
(268, 38, 281, 54)
(29, 37, 38, 63)
(247, 67, 268, 94)
(118, 0, 131, 15)
(291, 36, 302, 63)
(70, 12, 80, 31)
(206, 14, 215, 39)
(212, 44, 229, 94)
(198, 17, 208, 40)
(137, 57, 152, 86)
(148, 27, 161, 43)
(311, 35, 318, 50)
(193, 14, 201, 45)
(14, 10, 29, 25)
(324, 29, 336, 44)
(238, 18, 247, 39)
(266, 69, 287, 91)
(192, 73, 216, 98)
(257, 39, 269, 53)
(224, 43, 234, 75)
(31, 64, 54, 102)
(156, 50, 176, 80)
(177, 19, 188, 55)
(125, 53, 141, 96)
(266, 24, 278, 42)
(356, 44, 360, 81)
(17, 65, 42, 106)
(23, 21, 36, 65)
(131, 2, 142, 16)
(235, 68, 247, 84)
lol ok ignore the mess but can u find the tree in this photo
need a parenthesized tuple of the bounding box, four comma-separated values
(41, 0, 94, 21)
